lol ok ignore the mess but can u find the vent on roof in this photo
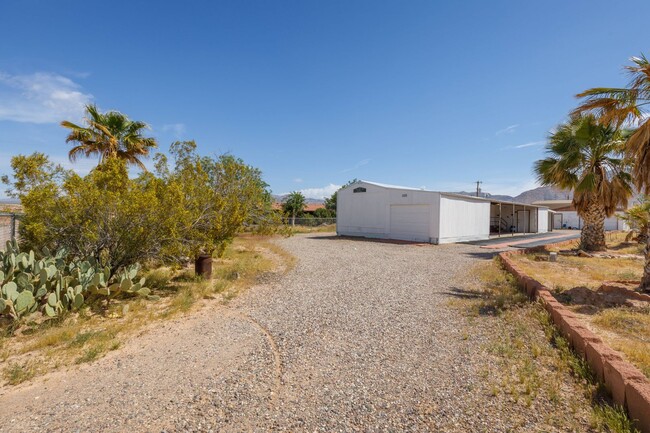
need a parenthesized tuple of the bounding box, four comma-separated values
(353, 187, 366, 193)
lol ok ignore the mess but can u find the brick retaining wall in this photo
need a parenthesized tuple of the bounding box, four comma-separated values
(499, 246, 650, 433)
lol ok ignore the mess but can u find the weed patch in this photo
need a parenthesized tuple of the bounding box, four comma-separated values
(0, 236, 290, 386)
(3, 361, 38, 385)
(458, 259, 639, 432)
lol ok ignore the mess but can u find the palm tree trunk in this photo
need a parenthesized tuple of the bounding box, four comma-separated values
(580, 201, 607, 251)
(641, 225, 650, 292)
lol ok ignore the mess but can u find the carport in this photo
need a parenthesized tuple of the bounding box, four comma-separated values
(489, 200, 551, 237)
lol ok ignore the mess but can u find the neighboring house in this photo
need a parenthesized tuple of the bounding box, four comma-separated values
(531, 199, 627, 231)
(271, 202, 326, 215)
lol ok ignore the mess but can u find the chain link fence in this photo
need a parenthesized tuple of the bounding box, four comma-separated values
(285, 217, 336, 227)
(0, 213, 22, 250)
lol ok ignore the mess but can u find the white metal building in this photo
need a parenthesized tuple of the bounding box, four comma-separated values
(337, 181, 551, 244)
(531, 200, 628, 231)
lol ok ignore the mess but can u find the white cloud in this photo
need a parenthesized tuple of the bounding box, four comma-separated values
(0, 72, 92, 123)
(496, 124, 519, 136)
(162, 123, 186, 138)
(512, 140, 546, 149)
(293, 178, 303, 183)
(481, 179, 540, 197)
(341, 158, 370, 173)
(297, 183, 342, 200)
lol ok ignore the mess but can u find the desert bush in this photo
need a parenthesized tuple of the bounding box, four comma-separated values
(2, 143, 280, 270)
(150, 141, 280, 260)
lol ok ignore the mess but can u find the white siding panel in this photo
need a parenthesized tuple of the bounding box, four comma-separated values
(538, 209, 549, 233)
(389, 205, 431, 242)
(337, 186, 389, 237)
(438, 196, 490, 243)
(552, 211, 627, 231)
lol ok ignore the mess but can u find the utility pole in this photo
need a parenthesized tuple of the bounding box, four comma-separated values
(475, 181, 482, 197)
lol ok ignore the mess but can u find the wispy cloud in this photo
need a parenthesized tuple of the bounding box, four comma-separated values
(341, 158, 370, 173)
(161, 123, 186, 138)
(293, 183, 341, 200)
(512, 140, 546, 149)
(503, 140, 545, 150)
(293, 178, 303, 183)
(496, 124, 519, 136)
(0, 72, 93, 123)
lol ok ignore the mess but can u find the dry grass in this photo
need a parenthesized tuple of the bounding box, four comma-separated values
(0, 236, 290, 387)
(454, 260, 639, 433)
(509, 237, 650, 379)
(512, 253, 643, 291)
(289, 224, 336, 234)
(592, 308, 650, 378)
(602, 232, 645, 255)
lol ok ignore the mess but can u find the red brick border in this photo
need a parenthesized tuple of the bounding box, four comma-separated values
(499, 246, 650, 433)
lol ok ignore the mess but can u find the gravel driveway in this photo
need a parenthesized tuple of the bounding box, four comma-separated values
(0, 234, 588, 432)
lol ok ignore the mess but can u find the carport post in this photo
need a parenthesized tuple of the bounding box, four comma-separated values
(512, 202, 515, 237)
(498, 203, 501, 237)
(523, 205, 527, 234)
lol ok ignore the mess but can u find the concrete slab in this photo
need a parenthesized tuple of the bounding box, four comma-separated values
(468, 230, 580, 249)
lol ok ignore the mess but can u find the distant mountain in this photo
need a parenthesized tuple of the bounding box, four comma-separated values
(272, 194, 324, 204)
(455, 191, 515, 201)
(454, 186, 572, 204)
(513, 186, 573, 204)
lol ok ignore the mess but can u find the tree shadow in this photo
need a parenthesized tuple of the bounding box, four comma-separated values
(441, 286, 485, 299)
(554, 286, 648, 316)
(462, 251, 499, 260)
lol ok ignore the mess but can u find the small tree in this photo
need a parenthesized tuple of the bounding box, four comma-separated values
(313, 207, 333, 219)
(618, 196, 650, 243)
(156, 141, 276, 261)
(3, 154, 165, 272)
(283, 191, 306, 226)
(324, 192, 337, 215)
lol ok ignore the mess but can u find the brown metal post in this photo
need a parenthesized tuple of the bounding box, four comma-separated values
(523, 205, 527, 234)
(194, 254, 213, 279)
(10, 213, 16, 241)
(512, 203, 515, 237)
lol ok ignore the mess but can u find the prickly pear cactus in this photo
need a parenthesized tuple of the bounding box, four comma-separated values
(0, 242, 151, 321)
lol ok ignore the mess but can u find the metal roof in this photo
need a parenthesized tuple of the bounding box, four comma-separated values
(348, 180, 548, 209)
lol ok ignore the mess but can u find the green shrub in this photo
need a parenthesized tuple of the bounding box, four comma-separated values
(2, 144, 280, 270)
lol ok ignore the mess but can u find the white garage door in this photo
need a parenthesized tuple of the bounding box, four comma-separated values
(389, 205, 431, 242)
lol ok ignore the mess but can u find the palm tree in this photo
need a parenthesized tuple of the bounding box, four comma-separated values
(534, 115, 633, 251)
(282, 191, 306, 226)
(61, 104, 157, 170)
(573, 53, 650, 289)
(618, 196, 650, 244)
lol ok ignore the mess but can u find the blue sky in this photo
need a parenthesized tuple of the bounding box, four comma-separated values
(1, 1, 648, 199)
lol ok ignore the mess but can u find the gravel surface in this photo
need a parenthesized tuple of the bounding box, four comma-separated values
(0, 234, 595, 432)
